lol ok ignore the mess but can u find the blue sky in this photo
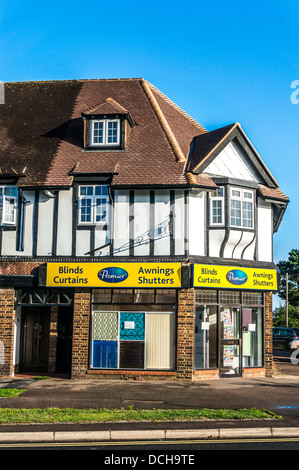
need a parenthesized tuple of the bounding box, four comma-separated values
(0, 0, 298, 270)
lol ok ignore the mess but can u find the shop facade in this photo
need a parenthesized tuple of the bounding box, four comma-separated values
(0, 78, 288, 381)
(0, 260, 276, 380)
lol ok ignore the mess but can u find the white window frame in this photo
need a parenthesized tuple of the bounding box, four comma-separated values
(230, 187, 254, 229)
(0, 186, 18, 225)
(209, 187, 224, 226)
(90, 119, 120, 147)
(78, 185, 110, 225)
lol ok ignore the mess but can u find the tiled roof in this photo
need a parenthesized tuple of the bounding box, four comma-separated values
(186, 123, 237, 173)
(0, 78, 288, 203)
(258, 184, 289, 202)
(0, 78, 206, 188)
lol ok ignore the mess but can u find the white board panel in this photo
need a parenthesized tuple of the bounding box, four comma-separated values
(204, 141, 262, 182)
(36, 192, 54, 256)
(113, 191, 130, 256)
(56, 189, 73, 256)
(154, 191, 170, 256)
(257, 198, 272, 262)
(189, 191, 205, 256)
(174, 190, 185, 255)
(134, 190, 150, 256)
(208, 229, 226, 257)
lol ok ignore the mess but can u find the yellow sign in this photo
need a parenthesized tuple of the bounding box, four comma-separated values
(193, 264, 278, 291)
(46, 262, 182, 288)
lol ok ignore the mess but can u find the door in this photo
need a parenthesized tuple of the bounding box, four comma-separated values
(219, 307, 241, 377)
(56, 307, 73, 373)
(20, 307, 50, 372)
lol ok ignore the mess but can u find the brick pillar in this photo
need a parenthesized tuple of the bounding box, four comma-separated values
(71, 289, 91, 378)
(176, 288, 195, 381)
(0, 288, 15, 378)
(264, 292, 273, 377)
(48, 306, 58, 373)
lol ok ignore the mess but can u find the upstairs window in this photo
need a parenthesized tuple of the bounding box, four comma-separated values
(210, 187, 224, 226)
(230, 188, 254, 228)
(0, 186, 18, 225)
(78, 185, 109, 225)
(90, 119, 120, 147)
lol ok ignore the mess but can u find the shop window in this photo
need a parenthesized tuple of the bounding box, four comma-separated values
(194, 289, 264, 371)
(134, 289, 155, 303)
(91, 311, 175, 370)
(243, 292, 263, 305)
(219, 290, 241, 305)
(242, 307, 263, 367)
(112, 289, 134, 304)
(194, 306, 217, 369)
(155, 289, 176, 304)
(195, 289, 217, 304)
(92, 289, 112, 303)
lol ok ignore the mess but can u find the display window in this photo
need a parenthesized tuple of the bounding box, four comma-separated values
(194, 290, 264, 376)
(90, 288, 176, 371)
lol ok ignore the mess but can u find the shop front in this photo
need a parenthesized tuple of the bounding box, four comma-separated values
(0, 260, 276, 381)
(192, 264, 277, 379)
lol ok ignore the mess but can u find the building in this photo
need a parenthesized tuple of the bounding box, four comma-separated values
(0, 78, 288, 380)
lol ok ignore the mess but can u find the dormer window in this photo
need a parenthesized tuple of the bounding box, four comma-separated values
(91, 119, 120, 147)
(82, 97, 135, 151)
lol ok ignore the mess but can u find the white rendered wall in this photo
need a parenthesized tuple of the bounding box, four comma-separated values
(257, 198, 273, 262)
(188, 190, 205, 256)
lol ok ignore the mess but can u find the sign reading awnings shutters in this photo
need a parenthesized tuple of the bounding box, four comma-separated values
(193, 264, 278, 291)
(46, 262, 182, 288)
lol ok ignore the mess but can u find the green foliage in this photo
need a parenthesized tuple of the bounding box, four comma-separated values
(277, 249, 299, 307)
(273, 304, 299, 328)
(0, 389, 27, 397)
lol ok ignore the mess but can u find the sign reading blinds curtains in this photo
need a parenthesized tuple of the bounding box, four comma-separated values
(91, 311, 174, 370)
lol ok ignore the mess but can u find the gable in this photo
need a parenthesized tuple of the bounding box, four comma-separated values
(186, 122, 278, 188)
(203, 139, 264, 183)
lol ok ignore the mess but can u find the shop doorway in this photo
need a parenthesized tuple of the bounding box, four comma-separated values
(56, 307, 73, 373)
(219, 307, 241, 377)
(20, 307, 50, 373)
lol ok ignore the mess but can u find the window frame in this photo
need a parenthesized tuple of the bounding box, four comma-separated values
(209, 187, 224, 226)
(90, 119, 120, 147)
(78, 185, 110, 226)
(230, 187, 254, 229)
(0, 186, 18, 226)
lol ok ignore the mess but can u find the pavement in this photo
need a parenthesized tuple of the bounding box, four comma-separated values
(1, 351, 299, 443)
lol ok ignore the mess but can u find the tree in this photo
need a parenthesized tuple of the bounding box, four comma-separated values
(273, 304, 299, 328)
(277, 249, 299, 307)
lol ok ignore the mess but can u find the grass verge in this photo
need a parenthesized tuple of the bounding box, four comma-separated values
(0, 389, 27, 398)
(0, 407, 282, 424)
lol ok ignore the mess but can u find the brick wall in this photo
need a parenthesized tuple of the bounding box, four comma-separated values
(71, 289, 91, 378)
(0, 288, 15, 378)
(176, 288, 195, 381)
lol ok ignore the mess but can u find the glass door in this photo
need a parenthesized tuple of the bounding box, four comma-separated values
(219, 307, 241, 377)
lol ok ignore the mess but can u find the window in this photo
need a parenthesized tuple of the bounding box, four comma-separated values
(210, 187, 224, 226)
(230, 188, 254, 228)
(0, 186, 18, 225)
(91, 310, 175, 370)
(90, 119, 120, 147)
(78, 185, 109, 225)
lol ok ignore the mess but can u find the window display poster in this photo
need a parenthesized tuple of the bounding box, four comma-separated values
(223, 308, 234, 339)
(223, 345, 234, 366)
